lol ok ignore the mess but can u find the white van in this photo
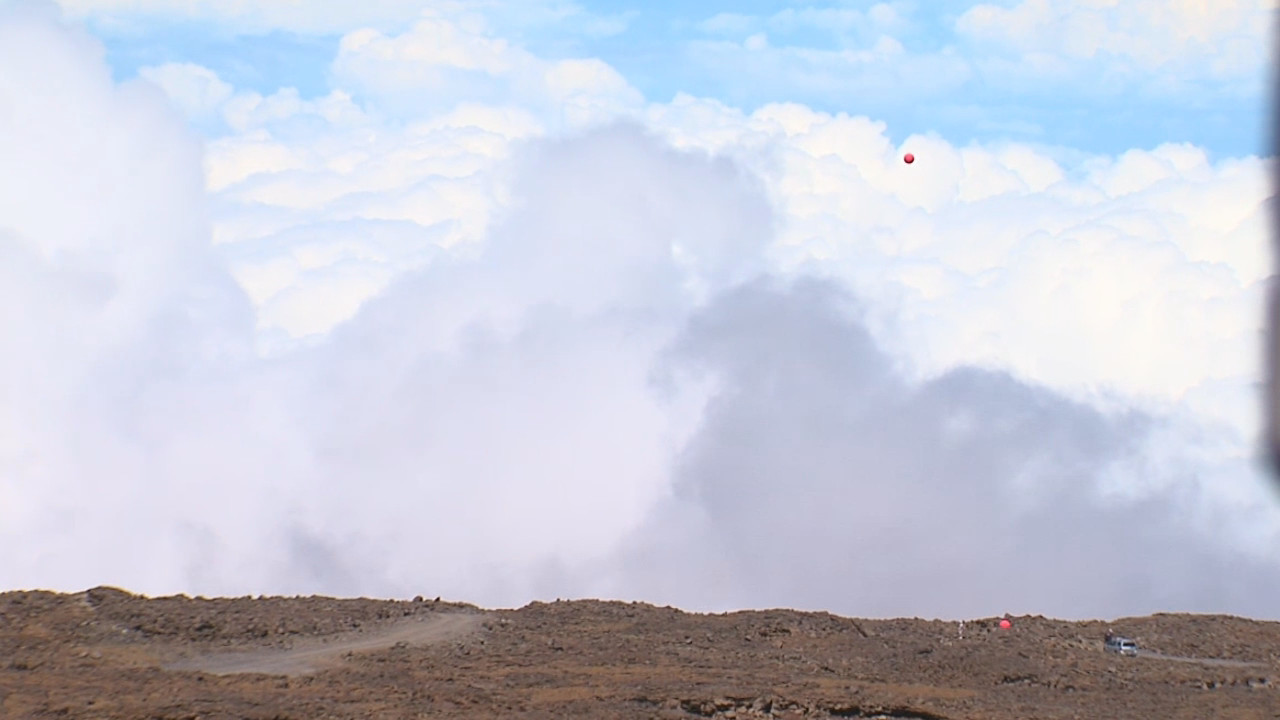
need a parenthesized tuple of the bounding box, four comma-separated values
(1105, 636, 1138, 656)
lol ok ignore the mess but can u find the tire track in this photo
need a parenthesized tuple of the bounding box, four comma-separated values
(162, 612, 485, 676)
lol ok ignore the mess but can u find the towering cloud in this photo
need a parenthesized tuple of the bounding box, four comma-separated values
(1, 5, 1276, 622)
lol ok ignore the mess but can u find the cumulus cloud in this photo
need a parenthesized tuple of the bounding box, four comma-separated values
(592, 277, 1280, 619)
(633, 99, 1270, 436)
(672, 1, 1269, 155)
(174, 13, 648, 339)
(0, 6, 758, 603)
(200, 101, 543, 338)
(699, 2, 906, 39)
(2, 6, 1278, 623)
(137, 62, 234, 120)
(956, 0, 1273, 94)
(686, 0, 1271, 109)
(330, 10, 644, 126)
(684, 34, 974, 108)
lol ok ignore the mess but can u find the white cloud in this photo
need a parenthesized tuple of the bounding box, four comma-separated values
(205, 130, 308, 193)
(680, 1, 1270, 116)
(131, 59, 375, 145)
(197, 10, 1271, 470)
(769, 2, 906, 35)
(201, 104, 539, 339)
(221, 87, 370, 133)
(956, 0, 1273, 88)
(685, 34, 974, 104)
(699, 2, 905, 38)
(630, 98, 1271, 437)
(4, 6, 1279, 621)
(0, 8, 738, 601)
(196, 32, 1271, 435)
(137, 62, 233, 120)
(175, 12, 649, 340)
(697, 12, 759, 36)
(217, 218, 446, 336)
(330, 10, 644, 126)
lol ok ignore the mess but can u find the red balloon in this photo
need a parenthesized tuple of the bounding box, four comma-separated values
(903, 153, 915, 164)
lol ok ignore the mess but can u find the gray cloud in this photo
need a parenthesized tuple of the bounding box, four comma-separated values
(599, 277, 1280, 620)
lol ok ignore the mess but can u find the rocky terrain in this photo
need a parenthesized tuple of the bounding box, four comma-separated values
(1, 587, 1278, 719)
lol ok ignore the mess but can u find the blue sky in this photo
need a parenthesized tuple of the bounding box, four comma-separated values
(86, 0, 1272, 158)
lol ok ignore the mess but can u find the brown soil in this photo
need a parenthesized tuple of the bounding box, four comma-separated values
(2, 587, 1278, 719)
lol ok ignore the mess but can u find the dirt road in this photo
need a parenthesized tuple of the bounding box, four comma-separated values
(1136, 649, 1270, 669)
(162, 611, 484, 676)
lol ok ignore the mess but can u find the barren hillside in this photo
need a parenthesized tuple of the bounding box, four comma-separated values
(1, 587, 1277, 719)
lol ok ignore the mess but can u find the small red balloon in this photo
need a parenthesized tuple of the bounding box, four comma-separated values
(903, 153, 914, 164)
